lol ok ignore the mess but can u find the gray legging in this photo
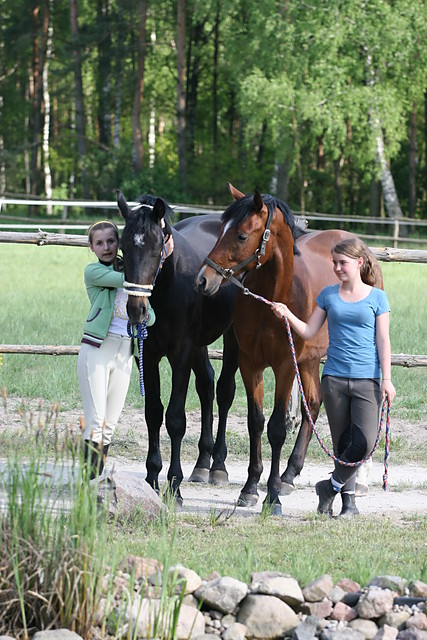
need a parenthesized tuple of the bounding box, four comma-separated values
(320, 375, 382, 492)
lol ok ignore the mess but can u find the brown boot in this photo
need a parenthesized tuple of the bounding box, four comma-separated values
(315, 479, 339, 516)
(337, 492, 359, 518)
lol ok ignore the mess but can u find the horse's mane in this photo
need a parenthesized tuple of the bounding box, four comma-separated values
(222, 193, 303, 255)
(124, 193, 173, 236)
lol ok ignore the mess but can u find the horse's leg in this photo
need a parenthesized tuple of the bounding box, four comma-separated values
(164, 350, 193, 505)
(188, 346, 215, 483)
(237, 356, 265, 508)
(262, 362, 296, 515)
(210, 325, 239, 484)
(143, 355, 164, 493)
(280, 359, 320, 494)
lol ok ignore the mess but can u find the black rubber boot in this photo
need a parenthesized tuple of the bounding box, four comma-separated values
(83, 440, 103, 480)
(337, 492, 359, 518)
(315, 479, 339, 516)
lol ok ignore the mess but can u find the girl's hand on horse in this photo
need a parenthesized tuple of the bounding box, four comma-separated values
(164, 234, 174, 258)
(381, 379, 396, 403)
(271, 302, 289, 319)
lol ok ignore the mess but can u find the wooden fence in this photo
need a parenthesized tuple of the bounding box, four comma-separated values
(1, 196, 427, 248)
(0, 230, 426, 368)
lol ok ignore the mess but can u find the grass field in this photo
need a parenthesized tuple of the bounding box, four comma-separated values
(0, 243, 426, 421)
(0, 244, 426, 592)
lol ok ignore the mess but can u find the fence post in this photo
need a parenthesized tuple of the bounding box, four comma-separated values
(393, 219, 400, 248)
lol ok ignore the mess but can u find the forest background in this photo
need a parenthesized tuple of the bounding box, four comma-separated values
(1, 0, 427, 225)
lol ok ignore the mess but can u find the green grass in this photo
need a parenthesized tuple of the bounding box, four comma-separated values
(0, 246, 426, 422)
(113, 509, 427, 587)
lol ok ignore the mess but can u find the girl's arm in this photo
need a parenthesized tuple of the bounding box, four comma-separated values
(376, 312, 396, 402)
(271, 302, 326, 340)
(85, 263, 124, 288)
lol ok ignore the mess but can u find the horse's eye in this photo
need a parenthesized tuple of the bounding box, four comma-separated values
(238, 233, 248, 242)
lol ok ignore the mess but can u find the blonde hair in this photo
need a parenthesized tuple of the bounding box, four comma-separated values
(87, 220, 119, 244)
(332, 237, 383, 287)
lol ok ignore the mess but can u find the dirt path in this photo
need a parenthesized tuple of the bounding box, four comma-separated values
(1, 400, 426, 521)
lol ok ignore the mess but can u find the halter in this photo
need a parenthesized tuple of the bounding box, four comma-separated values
(125, 233, 170, 396)
(123, 234, 168, 297)
(204, 207, 273, 284)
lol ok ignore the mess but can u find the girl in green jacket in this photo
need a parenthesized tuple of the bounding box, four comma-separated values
(77, 220, 155, 481)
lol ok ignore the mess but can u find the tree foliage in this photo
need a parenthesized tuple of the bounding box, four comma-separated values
(0, 0, 426, 218)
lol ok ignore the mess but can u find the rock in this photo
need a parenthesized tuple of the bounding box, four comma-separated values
(32, 633, 83, 640)
(292, 615, 319, 640)
(251, 572, 305, 606)
(223, 622, 248, 640)
(321, 627, 365, 640)
(108, 469, 166, 520)
(195, 576, 248, 614)
(303, 576, 334, 603)
(398, 631, 427, 640)
(357, 588, 395, 619)
(349, 618, 379, 639)
(371, 624, 399, 640)
(379, 611, 412, 629)
(169, 563, 203, 595)
(331, 602, 358, 622)
(369, 577, 408, 594)
(237, 593, 299, 638)
(337, 579, 362, 594)
(408, 582, 427, 598)
(120, 554, 162, 580)
(406, 614, 427, 631)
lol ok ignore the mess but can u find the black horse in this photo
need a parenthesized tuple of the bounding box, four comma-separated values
(117, 191, 239, 505)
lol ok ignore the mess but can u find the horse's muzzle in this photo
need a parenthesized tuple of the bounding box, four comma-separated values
(126, 296, 149, 325)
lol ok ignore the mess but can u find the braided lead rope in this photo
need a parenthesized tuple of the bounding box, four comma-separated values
(127, 320, 148, 396)
(241, 288, 391, 490)
(126, 237, 166, 397)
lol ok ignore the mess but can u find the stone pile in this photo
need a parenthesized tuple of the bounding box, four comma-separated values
(2, 561, 426, 640)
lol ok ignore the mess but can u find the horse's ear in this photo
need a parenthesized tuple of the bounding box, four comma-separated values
(116, 190, 132, 221)
(253, 190, 264, 213)
(228, 183, 245, 200)
(153, 197, 166, 223)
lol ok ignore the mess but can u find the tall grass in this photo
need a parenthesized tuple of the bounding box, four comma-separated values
(0, 246, 426, 421)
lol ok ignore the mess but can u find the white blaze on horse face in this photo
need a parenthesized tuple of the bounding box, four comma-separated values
(219, 220, 233, 241)
(134, 233, 145, 247)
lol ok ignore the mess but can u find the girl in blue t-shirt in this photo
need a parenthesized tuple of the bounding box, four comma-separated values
(272, 238, 396, 518)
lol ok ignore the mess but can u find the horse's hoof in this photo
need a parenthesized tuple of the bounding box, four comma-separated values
(355, 483, 369, 497)
(209, 469, 229, 485)
(262, 501, 282, 517)
(237, 492, 259, 508)
(188, 467, 209, 483)
(279, 481, 295, 496)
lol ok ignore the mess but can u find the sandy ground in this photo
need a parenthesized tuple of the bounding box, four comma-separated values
(1, 399, 426, 521)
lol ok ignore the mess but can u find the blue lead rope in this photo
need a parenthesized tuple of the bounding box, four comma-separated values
(128, 320, 148, 396)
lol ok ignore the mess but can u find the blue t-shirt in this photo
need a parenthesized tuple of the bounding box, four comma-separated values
(316, 284, 390, 379)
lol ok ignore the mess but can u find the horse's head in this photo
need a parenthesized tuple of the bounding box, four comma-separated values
(196, 183, 297, 296)
(117, 190, 173, 325)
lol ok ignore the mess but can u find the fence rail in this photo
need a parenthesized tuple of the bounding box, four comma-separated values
(1, 228, 426, 369)
(0, 344, 425, 368)
(1, 197, 427, 248)
(1, 230, 427, 263)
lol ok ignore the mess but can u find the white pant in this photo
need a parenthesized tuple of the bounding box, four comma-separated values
(77, 332, 133, 445)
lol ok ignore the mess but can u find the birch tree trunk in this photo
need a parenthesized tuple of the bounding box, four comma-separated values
(43, 0, 53, 214)
(408, 106, 417, 219)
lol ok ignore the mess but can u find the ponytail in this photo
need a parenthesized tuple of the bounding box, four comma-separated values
(331, 238, 382, 287)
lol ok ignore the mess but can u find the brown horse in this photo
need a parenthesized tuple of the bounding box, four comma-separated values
(196, 184, 382, 515)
